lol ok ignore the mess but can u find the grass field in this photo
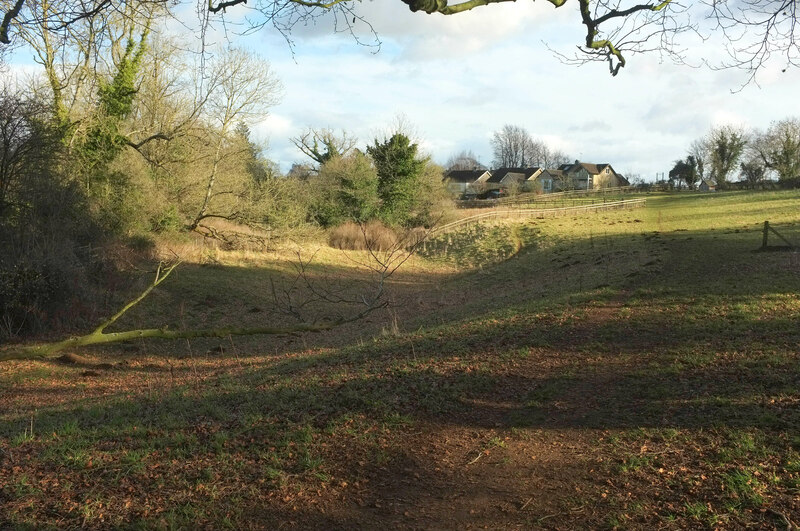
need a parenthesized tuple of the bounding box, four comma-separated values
(1, 190, 799, 529)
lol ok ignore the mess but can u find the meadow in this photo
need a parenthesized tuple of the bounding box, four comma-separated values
(1, 190, 799, 529)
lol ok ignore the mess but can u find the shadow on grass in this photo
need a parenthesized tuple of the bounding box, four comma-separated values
(2, 208, 800, 528)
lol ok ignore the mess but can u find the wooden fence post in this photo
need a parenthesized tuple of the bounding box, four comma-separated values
(762, 221, 769, 249)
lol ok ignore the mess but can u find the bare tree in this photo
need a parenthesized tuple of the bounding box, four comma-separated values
(291, 127, 356, 168)
(541, 147, 572, 169)
(445, 149, 485, 171)
(491, 124, 535, 168)
(755, 117, 800, 182)
(189, 47, 282, 231)
(4, 0, 800, 81)
(709, 0, 800, 84)
(0, 88, 48, 214)
(0, 224, 428, 362)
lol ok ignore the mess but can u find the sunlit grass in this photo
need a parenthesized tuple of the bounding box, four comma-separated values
(1, 189, 798, 528)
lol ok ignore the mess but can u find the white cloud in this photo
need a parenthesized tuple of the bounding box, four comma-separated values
(10, 1, 798, 181)
(253, 113, 293, 140)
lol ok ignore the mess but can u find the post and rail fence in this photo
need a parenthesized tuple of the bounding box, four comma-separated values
(759, 221, 798, 251)
(457, 186, 636, 209)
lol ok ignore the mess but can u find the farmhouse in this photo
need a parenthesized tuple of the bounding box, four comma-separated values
(557, 161, 629, 190)
(533, 169, 564, 193)
(485, 167, 543, 192)
(443, 169, 491, 194)
(444, 161, 629, 196)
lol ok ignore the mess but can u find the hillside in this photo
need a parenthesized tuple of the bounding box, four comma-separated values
(1, 190, 799, 529)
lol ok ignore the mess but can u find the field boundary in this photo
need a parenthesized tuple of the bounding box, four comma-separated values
(499, 185, 635, 204)
(458, 186, 636, 209)
(435, 198, 646, 234)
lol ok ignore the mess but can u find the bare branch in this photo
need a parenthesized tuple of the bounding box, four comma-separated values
(125, 132, 172, 150)
(0, 253, 391, 362)
(209, 0, 247, 14)
(0, 0, 25, 44)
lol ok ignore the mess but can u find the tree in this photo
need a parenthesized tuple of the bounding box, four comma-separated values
(491, 124, 536, 168)
(367, 132, 427, 227)
(0, 88, 48, 214)
(188, 47, 282, 231)
(756, 118, 800, 182)
(445, 149, 485, 171)
(490, 125, 569, 169)
(688, 138, 709, 181)
(287, 163, 314, 180)
(291, 127, 356, 168)
(0, 244, 414, 361)
(668, 156, 699, 189)
(311, 150, 380, 226)
(740, 158, 766, 188)
(541, 148, 572, 170)
(5, 0, 800, 80)
(708, 125, 747, 186)
(235, 122, 279, 184)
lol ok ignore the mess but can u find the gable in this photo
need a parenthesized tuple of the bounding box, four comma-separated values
(444, 170, 490, 184)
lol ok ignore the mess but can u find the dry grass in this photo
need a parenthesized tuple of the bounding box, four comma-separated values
(2, 190, 799, 530)
(328, 221, 400, 251)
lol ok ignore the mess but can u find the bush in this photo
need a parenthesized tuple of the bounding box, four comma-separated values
(0, 92, 117, 340)
(779, 177, 800, 189)
(328, 221, 399, 251)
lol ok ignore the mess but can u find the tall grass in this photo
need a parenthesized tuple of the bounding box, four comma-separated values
(328, 221, 400, 251)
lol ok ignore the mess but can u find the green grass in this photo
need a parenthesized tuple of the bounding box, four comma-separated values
(1, 189, 799, 528)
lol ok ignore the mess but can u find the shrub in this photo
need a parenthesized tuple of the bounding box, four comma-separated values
(328, 221, 399, 251)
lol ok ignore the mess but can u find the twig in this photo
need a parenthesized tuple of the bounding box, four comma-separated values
(768, 509, 799, 531)
(467, 452, 483, 465)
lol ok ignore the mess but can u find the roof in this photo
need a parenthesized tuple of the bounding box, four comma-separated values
(559, 161, 615, 175)
(443, 170, 490, 183)
(541, 169, 565, 178)
(487, 167, 541, 183)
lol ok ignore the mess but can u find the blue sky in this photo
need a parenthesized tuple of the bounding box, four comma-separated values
(243, 2, 800, 180)
(8, 1, 800, 180)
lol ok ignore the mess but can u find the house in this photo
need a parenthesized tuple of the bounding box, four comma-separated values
(485, 167, 543, 193)
(698, 179, 716, 192)
(443, 169, 491, 195)
(558, 161, 627, 190)
(533, 169, 565, 193)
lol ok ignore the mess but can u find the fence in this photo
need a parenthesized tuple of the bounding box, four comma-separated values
(435, 198, 646, 235)
(458, 186, 635, 209)
(759, 221, 799, 251)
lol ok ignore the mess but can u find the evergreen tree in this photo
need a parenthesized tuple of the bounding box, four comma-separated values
(367, 133, 426, 227)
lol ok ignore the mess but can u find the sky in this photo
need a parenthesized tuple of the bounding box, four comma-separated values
(238, 1, 800, 180)
(7, 0, 800, 181)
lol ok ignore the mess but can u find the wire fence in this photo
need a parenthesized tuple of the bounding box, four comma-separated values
(435, 198, 647, 235)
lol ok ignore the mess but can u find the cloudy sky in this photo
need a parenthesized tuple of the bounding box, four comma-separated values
(8, 1, 800, 180)
(238, 1, 800, 180)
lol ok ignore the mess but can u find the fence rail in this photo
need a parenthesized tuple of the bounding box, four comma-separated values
(759, 220, 798, 251)
(458, 186, 635, 209)
(503, 185, 635, 203)
(434, 198, 647, 235)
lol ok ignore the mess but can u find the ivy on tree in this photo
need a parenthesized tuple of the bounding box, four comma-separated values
(367, 133, 427, 227)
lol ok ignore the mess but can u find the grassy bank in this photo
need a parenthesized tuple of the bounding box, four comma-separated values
(1, 190, 798, 529)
